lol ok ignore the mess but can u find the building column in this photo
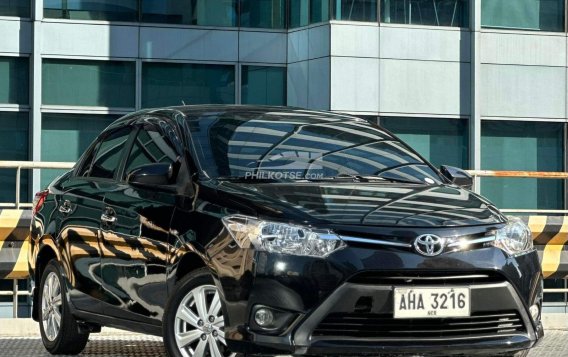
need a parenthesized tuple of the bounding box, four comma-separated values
(470, 0, 481, 192)
(30, 0, 43, 196)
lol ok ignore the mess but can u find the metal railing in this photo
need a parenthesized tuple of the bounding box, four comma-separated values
(0, 280, 31, 318)
(0, 163, 568, 316)
(0, 160, 75, 209)
(467, 170, 568, 215)
(0, 161, 74, 317)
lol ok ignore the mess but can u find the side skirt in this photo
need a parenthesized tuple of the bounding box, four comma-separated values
(72, 309, 163, 337)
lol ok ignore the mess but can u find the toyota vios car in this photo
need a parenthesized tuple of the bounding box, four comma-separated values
(29, 106, 542, 357)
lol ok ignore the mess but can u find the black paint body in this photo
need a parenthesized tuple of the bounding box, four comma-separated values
(29, 106, 543, 356)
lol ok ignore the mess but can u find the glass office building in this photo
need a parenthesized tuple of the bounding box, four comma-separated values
(1, 0, 568, 314)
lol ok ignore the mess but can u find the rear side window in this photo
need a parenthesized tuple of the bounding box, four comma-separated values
(88, 127, 131, 179)
(123, 126, 178, 178)
(76, 141, 100, 178)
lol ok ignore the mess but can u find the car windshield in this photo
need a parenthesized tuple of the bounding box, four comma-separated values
(185, 109, 444, 185)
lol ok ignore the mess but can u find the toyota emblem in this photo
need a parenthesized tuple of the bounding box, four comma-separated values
(414, 234, 445, 257)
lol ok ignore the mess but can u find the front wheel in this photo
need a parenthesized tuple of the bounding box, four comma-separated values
(39, 260, 89, 354)
(164, 268, 236, 357)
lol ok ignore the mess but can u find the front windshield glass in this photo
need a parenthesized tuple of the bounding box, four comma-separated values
(185, 110, 443, 184)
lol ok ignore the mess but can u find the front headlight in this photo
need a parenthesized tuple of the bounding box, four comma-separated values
(222, 215, 346, 257)
(491, 216, 533, 255)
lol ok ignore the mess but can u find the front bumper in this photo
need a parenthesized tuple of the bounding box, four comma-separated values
(210, 242, 543, 356)
(293, 280, 542, 356)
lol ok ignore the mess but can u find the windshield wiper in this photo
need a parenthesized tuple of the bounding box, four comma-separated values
(307, 174, 427, 185)
(375, 176, 428, 185)
(216, 176, 293, 183)
(307, 173, 370, 182)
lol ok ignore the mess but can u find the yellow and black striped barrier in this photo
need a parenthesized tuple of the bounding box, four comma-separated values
(520, 216, 568, 279)
(0, 209, 31, 279)
(1, 210, 568, 280)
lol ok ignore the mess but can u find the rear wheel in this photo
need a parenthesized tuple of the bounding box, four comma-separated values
(164, 268, 236, 357)
(39, 260, 89, 354)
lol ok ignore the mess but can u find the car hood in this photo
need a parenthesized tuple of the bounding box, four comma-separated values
(211, 181, 506, 228)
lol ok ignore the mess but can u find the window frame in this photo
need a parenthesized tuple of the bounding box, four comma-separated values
(0, 0, 32, 19)
(43, 0, 139, 22)
(379, 0, 470, 29)
(74, 124, 137, 182)
(141, 60, 237, 108)
(480, 0, 566, 33)
(240, 64, 287, 106)
(121, 120, 182, 183)
(331, 0, 380, 23)
(239, 0, 287, 29)
(41, 57, 137, 110)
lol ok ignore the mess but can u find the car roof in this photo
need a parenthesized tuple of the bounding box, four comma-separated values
(111, 105, 363, 127)
(177, 105, 364, 123)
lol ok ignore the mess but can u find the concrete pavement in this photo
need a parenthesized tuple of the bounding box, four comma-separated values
(0, 331, 565, 357)
(1, 316, 567, 357)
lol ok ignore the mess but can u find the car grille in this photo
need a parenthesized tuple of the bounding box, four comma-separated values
(312, 311, 525, 339)
(347, 271, 505, 286)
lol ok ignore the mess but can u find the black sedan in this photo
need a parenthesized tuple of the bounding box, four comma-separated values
(29, 106, 542, 357)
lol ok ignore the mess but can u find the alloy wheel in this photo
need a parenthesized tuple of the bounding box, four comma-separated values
(41, 271, 63, 341)
(174, 284, 236, 357)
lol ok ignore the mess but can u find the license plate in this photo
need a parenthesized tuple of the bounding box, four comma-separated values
(394, 287, 470, 319)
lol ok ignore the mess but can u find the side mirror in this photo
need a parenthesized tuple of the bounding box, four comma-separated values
(440, 165, 473, 189)
(127, 163, 174, 187)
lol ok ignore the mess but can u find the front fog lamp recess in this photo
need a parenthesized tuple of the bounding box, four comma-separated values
(250, 306, 297, 334)
(222, 215, 346, 257)
(254, 308, 274, 327)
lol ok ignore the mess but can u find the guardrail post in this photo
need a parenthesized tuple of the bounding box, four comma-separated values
(12, 279, 18, 318)
(15, 166, 21, 209)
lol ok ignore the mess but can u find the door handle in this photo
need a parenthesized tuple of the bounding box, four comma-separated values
(58, 200, 72, 214)
(101, 212, 117, 225)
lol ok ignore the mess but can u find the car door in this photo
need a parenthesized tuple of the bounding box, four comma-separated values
(57, 126, 133, 313)
(99, 117, 180, 324)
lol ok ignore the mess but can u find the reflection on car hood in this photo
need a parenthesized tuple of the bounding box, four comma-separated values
(215, 182, 506, 227)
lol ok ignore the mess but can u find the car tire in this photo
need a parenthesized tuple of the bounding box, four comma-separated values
(38, 259, 89, 355)
(164, 267, 237, 357)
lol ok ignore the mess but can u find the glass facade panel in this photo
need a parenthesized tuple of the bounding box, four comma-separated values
(141, 0, 237, 26)
(0, 112, 28, 204)
(332, 0, 377, 22)
(44, 0, 138, 21)
(142, 62, 235, 108)
(481, 0, 565, 32)
(42, 59, 135, 108)
(381, 117, 469, 169)
(311, 0, 330, 23)
(240, 0, 286, 28)
(241, 66, 286, 106)
(381, 0, 469, 27)
(481, 121, 564, 210)
(0, 57, 29, 105)
(41, 114, 118, 188)
(189, 0, 237, 27)
(290, 0, 309, 27)
(0, 0, 30, 17)
(141, 0, 192, 24)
